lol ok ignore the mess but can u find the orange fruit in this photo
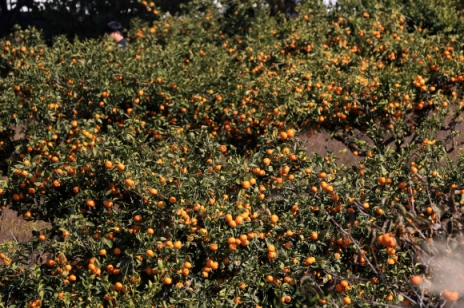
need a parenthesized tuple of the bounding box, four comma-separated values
(410, 275, 423, 286)
(304, 257, 316, 266)
(443, 290, 459, 301)
(340, 280, 349, 288)
(241, 180, 251, 189)
(163, 277, 172, 285)
(286, 128, 295, 138)
(125, 179, 135, 187)
(114, 282, 124, 291)
(310, 232, 318, 240)
(270, 214, 279, 223)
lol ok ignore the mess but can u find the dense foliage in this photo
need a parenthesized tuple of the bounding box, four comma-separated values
(1, 0, 464, 307)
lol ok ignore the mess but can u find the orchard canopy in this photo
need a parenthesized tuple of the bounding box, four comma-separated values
(1, 0, 464, 307)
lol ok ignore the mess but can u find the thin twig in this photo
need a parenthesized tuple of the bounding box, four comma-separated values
(9, 230, 19, 244)
(367, 302, 407, 308)
(326, 212, 418, 306)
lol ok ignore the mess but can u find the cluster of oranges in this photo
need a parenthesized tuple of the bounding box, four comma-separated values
(0, 0, 464, 307)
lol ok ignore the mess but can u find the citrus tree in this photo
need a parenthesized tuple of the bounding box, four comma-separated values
(1, 0, 464, 307)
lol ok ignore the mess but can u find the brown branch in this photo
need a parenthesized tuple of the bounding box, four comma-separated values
(326, 212, 418, 306)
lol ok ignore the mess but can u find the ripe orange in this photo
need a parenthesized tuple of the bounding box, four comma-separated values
(443, 289, 459, 301)
(310, 231, 318, 240)
(304, 257, 316, 265)
(114, 282, 124, 291)
(343, 296, 351, 304)
(125, 179, 135, 187)
(286, 128, 295, 138)
(242, 180, 251, 189)
(270, 214, 279, 223)
(410, 275, 423, 286)
(163, 277, 172, 285)
(174, 241, 182, 249)
(340, 280, 349, 288)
